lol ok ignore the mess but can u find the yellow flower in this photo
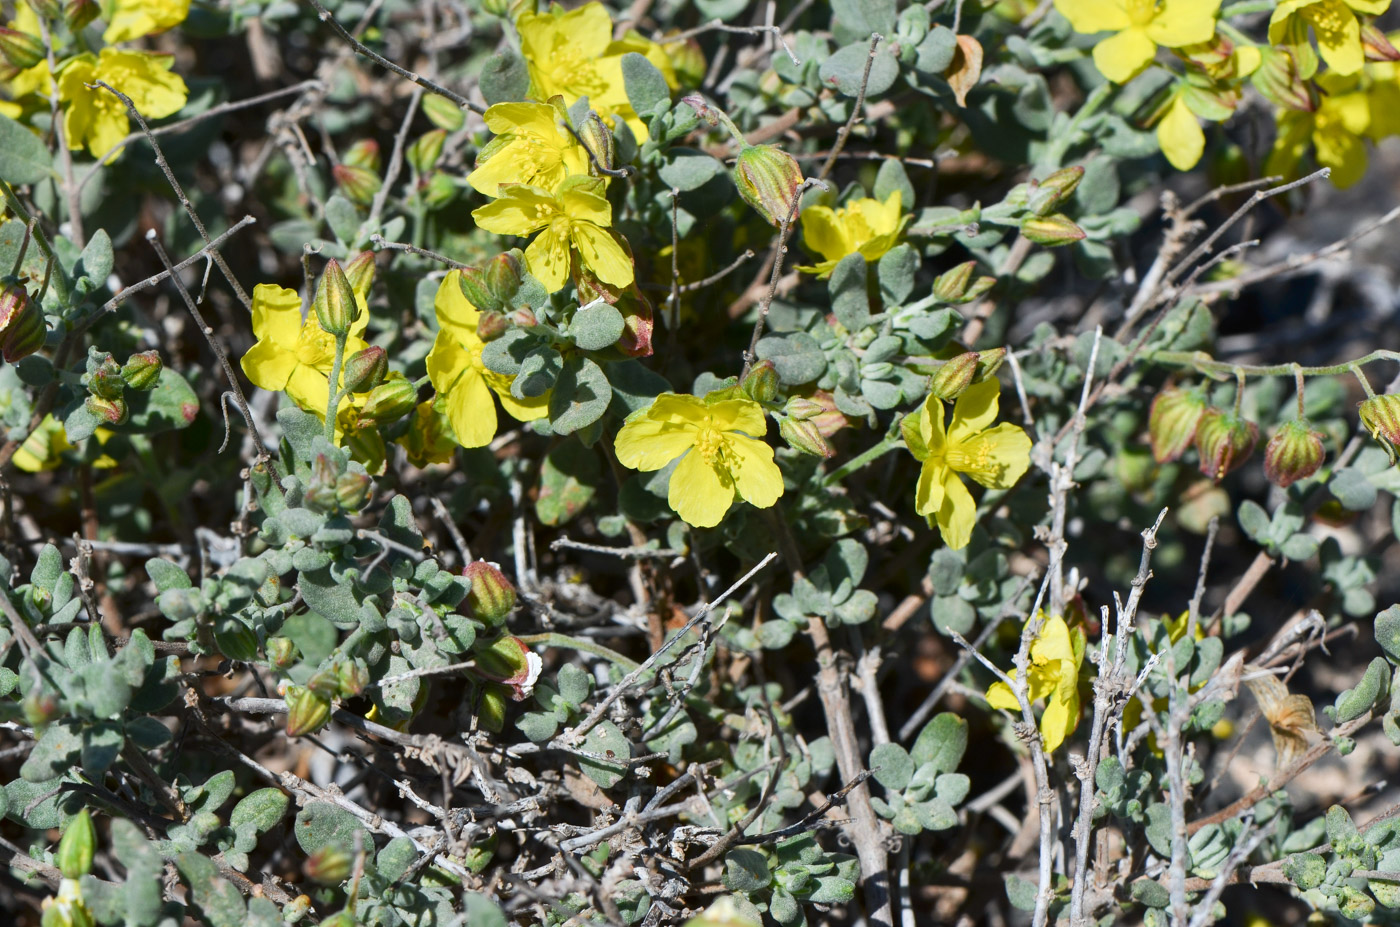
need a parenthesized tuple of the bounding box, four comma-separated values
(516, 3, 638, 134)
(985, 613, 1087, 754)
(468, 101, 592, 198)
(614, 392, 784, 528)
(1265, 74, 1371, 187)
(424, 271, 548, 449)
(1154, 80, 1243, 170)
(472, 176, 633, 293)
(102, 0, 191, 43)
(1269, 0, 1385, 76)
(58, 49, 187, 159)
(239, 283, 369, 420)
(797, 191, 909, 277)
(397, 398, 457, 467)
(908, 379, 1031, 550)
(13, 414, 73, 473)
(1055, 0, 1221, 83)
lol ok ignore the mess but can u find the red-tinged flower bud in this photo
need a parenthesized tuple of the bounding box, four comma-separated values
(421, 171, 458, 210)
(512, 307, 538, 328)
(214, 616, 260, 663)
(334, 471, 372, 512)
(407, 129, 446, 176)
(458, 265, 499, 313)
(267, 636, 298, 669)
(333, 164, 381, 207)
(356, 376, 417, 428)
(975, 347, 1006, 381)
(473, 635, 542, 700)
(742, 359, 779, 403)
(784, 396, 823, 420)
(1359, 393, 1400, 464)
(344, 250, 376, 299)
(734, 144, 804, 227)
(464, 560, 517, 625)
(929, 352, 979, 401)
(1195, 408, 1258, 482)
(577, 112, 616, 177)
(933, 261, 978, 303)
(486, 250, 526, 300)
(1253, 47, 1315, 113)
(0, 28, 44, 71)
(284, 685, 332, 737)
(88, 355, 124, 400)
(422, 93, 465, 131)
(342, 139, 381, 172)
(63, 0, 97, 31)
(476, 310, 509, 342)
(1264, 420, 1326, 488)
(304, 845, 353, 885)
(334, 659, 369, 698)
(85, 395, 128, 425)
(1026, 165, 1084, 217)
(1148, 386, 1207, 462)
(120, 350, 162, 391)
(313, 259, 360, 337)
(56, 809, 94, 879)
(0, 286, 44, 362)
(1362, 21, 1400, 61)
(1020, 213, 1086, 246)
(24, 0, 60, 21)
(779, 414, 834, 457)
(23, 692, 58, 728)
(341, 345, 387, 393)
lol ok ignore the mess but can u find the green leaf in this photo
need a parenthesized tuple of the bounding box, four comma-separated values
(830, 252, 870, 330)
(819, 42, 900, 98)
(1004, 873, 1037, 911)
(77, 230, 114, 283)
(571, 301, 627, 351)
(878, 243, 917, 306)
(580, 720, 630, 788)
(1282, 852, 1327, 890)
(536, 444, 599, 526)
(723, 848, 772, 892)
(480, 51, 529, 105)
(658, 148, 725, 192)
(1335, 656, 1390, 722)
(22, 720, 83, 782)
(1331, 467, 1378, 511)
(873, 158, 914, 210)
(621, 52, 670, 118)
(756, 332, 827, 385)
(514, 345, 563, 398)
(230, 788, 289, 834)
(1143, 803, 1174, 859)
(548, 357, 612, 435)
(870, 742, 914, 791)
(911, 712, 967, 774)
(1130, 878, 1171, 909)
(294, 801, 373, 855)
(832, 0, 896, 41)
(1377, 604, 1400, 664)
(0, 113, 53, 185)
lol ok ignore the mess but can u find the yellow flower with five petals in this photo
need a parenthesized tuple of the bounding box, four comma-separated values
(240, 283, 369, 421)
(468, 101, 592, 198)
(472, 176, 633, 293)
(424, 271, 548, 449)
(1054, 0, 1221, 83)
(906, 379, 1031, 550)
(58, 48, 187, 159)
(1269, 0, 1385, 76)
(797, 191, 909, 277)
(102, 0, 192, 44)
(614, 393, 783, 528)
(985, 613, 1087, 754)
(516, 3, 638, 134)
(1265, 72, 1371, 187)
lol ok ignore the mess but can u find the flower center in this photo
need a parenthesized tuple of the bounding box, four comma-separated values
(549, 215, 573, 239)
(517, 135, 557, 182)
(294, 321, 336, 370)
(544, 45, 607, 99)
(946, 436, 1000, 483)
(1125, 0, 1158, 25)
(694, 427, 725, 463)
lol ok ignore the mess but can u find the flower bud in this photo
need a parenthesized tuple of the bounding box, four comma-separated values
(313, 259, 360, 337)
(342, 138, 381, 172)
(1359, 393, 1400, 464)
(405, 129, 446, 176)
(476, 310, 509, 342)
(779, 414, 834, 458)
(341, 346, 387, 393)
(356, 376, 418, 428)
(24, 0, 60, 21)
(932, 261, 977, 302)
(1026, 166, 1084, 216)
(1253, 46, 1315, 112)
(929, 352, 979, 401)
(0, 286, 45, 362)
(422, 93, 465, 131)
(734, 144, 804, 227)
(120, 350, 162, 391)
(474, 635, 541, 700)
(422, 171, 458, 210)
(486, 251, 526, 300)
(268, 636, 298, 669)
(458, 265, 501, 313)
(741, 360, 779, 402)
(63, 0, 97, 31)
(333, 163, 381, 207)
(975, 346, 1006, 381)
(784, 396, 823, 420)
(577, 112, 617, 176)
(1020, 213, 1087, 246)
(464, 560, 516, 626)
(512, 306, 538, 328)
(85, 395, 128, 426)
(214, 616, 260, 662)
(1195, 408, 1258, 481)
(344, 250, 376, 300)
(1148, 386, 1207, 462)
(0, 27, 45, 71)
(334, 471, 372, 512)
(41, 879, 93, 927)
(481, 0, 510, 15)
(284, 685, 332, 737)
(1362, 21, 1400, 61)
(56, 809, 95, 879)
(334, 659, 369, 697)
(88, 355, 125, 400)
(305, 845, 353, 884)
(1264, 419, 1326, 488)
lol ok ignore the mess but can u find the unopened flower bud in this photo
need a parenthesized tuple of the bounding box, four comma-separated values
(342, 138, 381, 172)
(85, 395, 128, 425)
(932, 261, 977, 302)
(344, 250, 376, 300)
(406, 129, 446, 176)
(779, 414, 835, 458)
(1195, 408, 1258, 481)
(333, 659, 369, 697)
(487, 251, 526, 299)
(88, 356, 124, 400)
(476, 310, 509, 342)
(1148, 386, 1207, 462)
(23, 692, 58, 727)
(267, 636, 298, 669)
(464, 560, 517, 626)
(734, 144, 804, 227)
(356, 377, 417, 428)
(120, 350, 162, 391)
(784, 396, 823, 420)
(422, 93, 465, 131)
(305, 845, 354, 884)
(742, 360, 779, 402)
(458, 265, 500, 312)
(481, 0, 510, 15)
(422, 171, 458, 210)
(512, 306, 538, 328)
(334, 164, 381, 206)
(24, 0, 60, 21)
(214, 616, 260, 663)
(313, 259, 360, 337)
(1253, 47, 1315, 112)
(1026, 165, 1085, 216)
(929, 352, 979, 401)
(1264, 419, 1326, 488)
(284, 685, 332, 737)
(334, 471, 372, 512)
(341, 345, 387, 393)
(1020, 213, 1086, 246)
(56, 809, 94, 879)
(577, 112, 616, 176)
(1359, 393, 1400, 464)
(0, 27, 45, 71)
(0, 286, 44, 362)
(975, 347, 1006, 381)
(63, 0, 97, 31)
(1362, 21, 1400, 61)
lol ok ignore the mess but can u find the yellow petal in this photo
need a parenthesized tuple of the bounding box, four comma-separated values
(434, 271, 482, 331)
(1054, 0, 1132, 34)
(916, 458, 947, 518)
(1158, 94, 1206, 170)
(649, 392, 712, 426)
(487, 370, 551, 422)
(920, 393, 948, 460)
(1306, 0, 1363, 74)
(985, 679, 1021, 711)
(561, 184, 613, 226)
(472, 186, 557, 237)
(933, 466, 977, 550)
(947, 378, 1002, 441)
(444, 368, 499, 448)
(724, 433, 784, 510)
(286, 364, 331, 415)
(1314, 116, 1369, 187)
(1145, 0, 1220, 47)
(425, 330, 471, 394)
(1092, 27, 1158, 83)
(250, 283, 303, 347)
(240, 339, 298, 392)
(707, 398, 768, 436)
(614, 415, 697, 471)
(525, 227, 572, 293)
(572, 223, 634, 288)
(102, 0, 190, 43)
(956, 422, 1033, 489)
(669, 447, 734, 528)
(799, 206, 852, 266)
